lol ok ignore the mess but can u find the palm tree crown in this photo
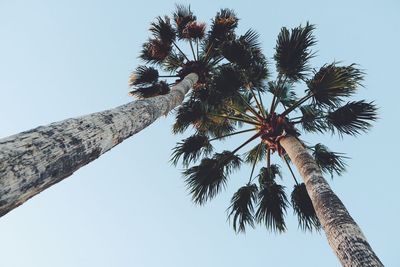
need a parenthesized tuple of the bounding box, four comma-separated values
(130, 5, 377, 234)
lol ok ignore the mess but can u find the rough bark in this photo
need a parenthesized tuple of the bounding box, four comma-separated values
(0, 73, 198, 217)
(280, 136, 383, 267)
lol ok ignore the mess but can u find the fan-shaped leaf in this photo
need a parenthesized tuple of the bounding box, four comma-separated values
(183, 151, 241, 204)
(307, 63, 364, 107)
(173, 5, 196, 39)
(256, 176, 288, 232)
(258, 165, 282, 186)
(326, 100, 377, 136)
(274, 23, 316, 81)
(129, 81, 169, 99)
(140, 39, 172, 64)
(298, 105, 327, 133)
(244, 143, 267, 164)
(228, 183, 258, 233)
(129, 66, 159, 86)
(312, 143, 347, 177)
(291, 183, 321, 231)
(173, 100, 206, 133)
(268, 81, 297, 107)
(150, 16, 176, 44)
(171, 134, 213, 166)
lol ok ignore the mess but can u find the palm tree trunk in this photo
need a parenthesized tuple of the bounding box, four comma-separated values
(0, 73, 198, 217)
(280, 136, 383, 267)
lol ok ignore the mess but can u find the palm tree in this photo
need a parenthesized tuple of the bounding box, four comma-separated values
(169, 9, 383, 267)
(0, 7, 260, 217)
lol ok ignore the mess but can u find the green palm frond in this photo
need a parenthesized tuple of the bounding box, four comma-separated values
(171, 134, 213, 166)
(258, 165, 282, 185)
(210, 65, 244, 100)
(202, 9, 238, 60)
(150, 16, 176, 44)
(326, 100, 378, 136)
(162, 51, 185, 72)
(291, 183, 321, 231)
(268, 81, 297, 107)
(244, 142, 267, 164)
(129, 81, 169, 99)
(183, 151, 241, 205)
(173, 100, 206, 133)
(228, 183, 258, 233)
(312, 143, 347, 177)
(129, 66, 159, 86)
(298, 105, 327, 133)
(173, 5, 196, 39)
(256, 169, 288, 232)
(140, 39, 172, 64)
(274, 22, 316, 81)
(307, 63, 364, 107)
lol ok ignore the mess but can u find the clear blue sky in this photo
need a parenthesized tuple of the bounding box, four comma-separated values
(0, 0, 399, 266)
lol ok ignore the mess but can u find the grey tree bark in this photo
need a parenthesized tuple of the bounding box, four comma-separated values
(0, 73, 198, 217)
(280, 136, 383, 267)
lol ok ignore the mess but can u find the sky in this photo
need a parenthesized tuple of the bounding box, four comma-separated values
(0, 0, 399, 266)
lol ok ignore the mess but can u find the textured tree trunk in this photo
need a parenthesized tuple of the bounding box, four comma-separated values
(0, 73, 198, 217)
(280, 136, 383, 267)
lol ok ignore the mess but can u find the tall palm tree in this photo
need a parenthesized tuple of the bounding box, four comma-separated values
(0, 7, 262, 217)
(169, 8, 383, 267)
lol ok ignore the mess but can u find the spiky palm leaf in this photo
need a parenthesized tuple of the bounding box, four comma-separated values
(326, 100, 378, 136)
(307, 63, 364, 107)
(150, 16, 176, 44)
(173, 100, 206, 133)
(129, 81, 169, 99)
(291, 183, 321, 231)
(312, 143, 347, 177)
(244, 142, 267, 164)
(274, 23, 316, 81)
(129, 66, 159, 86)
(183, 151, 241, 204)
(228, 183, 258, 233)
(173, 5, 197, 39)
(258, 165, 282, 185)
(268, 81, 297, 107)
(140, 39, 172, 64)
(171, 134, 213, 166)
(256, 169, 288, 232)
(163, 51, 185, 72)
(298, 105, 327, 133)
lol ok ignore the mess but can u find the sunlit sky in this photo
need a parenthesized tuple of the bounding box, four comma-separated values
(0, 0, 399, 266)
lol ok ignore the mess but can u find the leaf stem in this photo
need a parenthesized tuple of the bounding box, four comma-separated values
(232, 132, 262, 154)
(209, 128, 256, 141)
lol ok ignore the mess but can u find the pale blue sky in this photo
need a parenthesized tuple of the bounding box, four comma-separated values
(0, 0, 399, 266)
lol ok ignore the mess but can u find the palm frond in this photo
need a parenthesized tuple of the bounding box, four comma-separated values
(173, 4, 196, 39)
(274, 22, 316, 81)
(326, 100, 378, 136)
(171, 134, 213, 166)
(182, 21, 206, 40)
(291, 183, 321, 231)
(129, 66, 159, 86)
(268, 81, 297, 107)
(150, 16, 176, 44)
(298, 105, 327, 133)
(211, 65, 243, 99)
(228, 183, 258, 233)
(202, 9, 238, 60)
(256, 171, 288, 232)
(307, 63, 364, 107)
(258, 165, 282, 185)
(140, 39, 172, 64)
(183, 151, 241, 204)
(162, 50, 185, 72)
(173, 100, 206, 133)
(312, 143, 347, 177)
(129, 81, 169, 99)
(244, 142, 267, 164)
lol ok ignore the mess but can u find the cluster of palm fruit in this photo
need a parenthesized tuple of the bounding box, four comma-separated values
(129, 5, 377, 233)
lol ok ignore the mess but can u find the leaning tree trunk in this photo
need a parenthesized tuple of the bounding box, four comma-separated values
(280, 136, 383, 267)
(0, 73, 198, 217)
